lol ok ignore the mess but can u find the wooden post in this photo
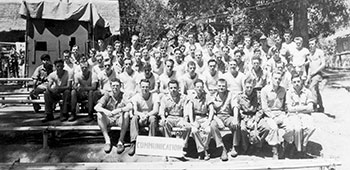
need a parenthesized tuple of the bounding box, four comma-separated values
(42, 130, 49, 149)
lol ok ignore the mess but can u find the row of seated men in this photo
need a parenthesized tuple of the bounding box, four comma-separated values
(30, 52, 316, 161)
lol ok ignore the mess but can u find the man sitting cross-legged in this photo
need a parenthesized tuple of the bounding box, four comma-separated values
(159, 80, 191, 156)
(70, 61, 98, 122)
(94, 78, 132, 154)
(128, 79, 160, 156)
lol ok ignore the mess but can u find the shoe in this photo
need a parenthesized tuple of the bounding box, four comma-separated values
(85, 116, 95, 123)
(198, 152, 204, 160)
(34, 105, 41, 113)
(128, 143, 136, 156)
(230, 147, 238, 157)
(116, 143, 125, 154)
(317, 107, 325, 113)
(220, 147, 228, 161)
(272, 146, 279, 160)
(60, 116, 68, 122)
(104, 143, 112, 154)
(68, 115, 77, 122)
(42, 115, 54, 123)
(204, 150, 210, 161)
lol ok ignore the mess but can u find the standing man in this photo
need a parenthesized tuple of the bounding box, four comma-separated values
(290, 37, 309, 76)
(222, 59, 245, 95)
(129, 79, 160, 156)
(180, 61, 200, 95)
(71, 62, 98, 122)
(307, 38, 326, 112)
(202, 59, 222, 96)
(42, 59, 73, 122)
(31, 54, 53, 112)
(95, 78, 132, 154)
(159, 59, 178, 94)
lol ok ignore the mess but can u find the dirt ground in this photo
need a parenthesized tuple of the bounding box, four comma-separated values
(0, 69, 349, 169)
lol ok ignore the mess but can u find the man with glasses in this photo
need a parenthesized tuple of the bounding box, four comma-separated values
(31, 54, 53, 113)
(95, 78, 132, 154)
(42, 59, 73, 122)
(129, 79, 160, 156)
(71, 61, 98, 122)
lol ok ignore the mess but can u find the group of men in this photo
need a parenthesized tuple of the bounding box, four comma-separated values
(30, 29, 325, 161)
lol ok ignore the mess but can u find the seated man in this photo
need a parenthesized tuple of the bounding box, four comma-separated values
(94, 78, 132, 154)
(159, 80, 191, 155)
(30, 54, 53, 112)
(129, 79, 160, 156)
(235, 78, 270, 155)
(185, 79, 212, 160)
(286, 73, 316, 157)
(260, 71, 291, 159)
(71, 61, 98, 122)
(208, 79, 238, 160)
(42, 59, 73, 122)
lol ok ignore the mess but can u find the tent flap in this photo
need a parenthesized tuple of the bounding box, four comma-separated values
(19, 0, 107, 28)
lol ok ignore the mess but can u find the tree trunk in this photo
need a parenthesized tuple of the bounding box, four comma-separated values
(293, 0, 309, 47)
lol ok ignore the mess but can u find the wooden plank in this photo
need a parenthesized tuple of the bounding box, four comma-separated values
(0, 78, 33, 81)
(0, 99, 44, 104)
(0, 126, 48, 131)
(0, 92, 31, 95)
(0, 159, 341, 170)
(0, 126, 121, 131)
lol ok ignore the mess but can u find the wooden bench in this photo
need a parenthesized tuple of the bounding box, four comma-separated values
(0, 159, 341, 170)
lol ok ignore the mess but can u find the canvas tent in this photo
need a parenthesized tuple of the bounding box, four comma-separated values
(19, 0, 119, 76)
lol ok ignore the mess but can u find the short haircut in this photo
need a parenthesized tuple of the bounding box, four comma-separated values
(244, 76, 256, 85)
(291, 73, 301, 80)
(54, 59, 64, 65)
(140, 78, 150, 85)
(165, 59, 174, 66)
(309, 37, 318, 43)
(193, 79, 204, 86)
(110, 77, 122, 85)
(113, 40, 121, 45)
(168, 79, 179, 87)
(187, 61, 196, 67)
(234, 50, 244, 56)
(272, 70, 283, 77)
(63, 50, 70, 54)
(294, 37, 303, 42)
(123, 57, 133, 64)
(173, 48, 182, 54)
(144, 63, 152, 70)
(217, 78, 227, 85)
(40, 54, 50, 61)
(253, 48, 261, 53)
(251, 56, 261, 62)
(284, 29, 292, 35)
(207, 59, 217, 65)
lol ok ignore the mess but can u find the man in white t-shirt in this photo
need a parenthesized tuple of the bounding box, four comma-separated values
(289, 37, 309, 76)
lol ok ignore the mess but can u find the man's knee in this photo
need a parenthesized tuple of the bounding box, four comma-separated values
(148, 115, 157, 124)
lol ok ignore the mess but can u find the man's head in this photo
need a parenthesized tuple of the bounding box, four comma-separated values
(98, 39, 104, 48)
(214, 51, 223, 60)
(54, 59, 65, 71)
(188, 34, 195, 44)
(244, 35, 252, 47)
(253, 48, 262, 58)
(63, 50, 70, 61)
(243, 77, 255, 95)
(40, 54, 51, 64)
(165, 59, 174, 73)
(168, 79, 179, 96)
(234, 50, 244, 61)
(251, 56, 261, 69)
(271, 71, 283, 87)
(217, 78, 227, 93)
(194, 79, 204, 94)
(207, 59, 217, 73)
(114, 40, 122, 51)
(140, 79, 151, 95)
(134, 51, 142, 61)
(222, 46, 230, 55)
(154, 51, 161, 61)
(309, 37, 318, 51)
(221, 32, 227, 43)
(72, 45, 79, 54)
(195, 50, 203, 61)
(80, 61, 89, 73)
(294, 37, 303, 49)
(143, 63, 152, 77)
(95, 53, 104, 64)
(178, 36, 185, 45)
(214, 35, 221, 45)
(89, 48, 96, 58)
(110, 77, 122, 94)
(131, 35, 138, 45)
(187, 61, 197, 75)
(189, 45, 196, 55)
(174, 48, 182, 61)
(291, 73, 303, 91)
(283, 30, 292, 43)
(229, 59, 238, 73)
(123, 58, 133, 70)
(141, 48, 150, 60)
(106, 45, 114, 54)
(104, 59, 112, 71)
(275, 62, 286, 73)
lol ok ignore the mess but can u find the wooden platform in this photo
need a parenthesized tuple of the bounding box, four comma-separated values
(0, 159, 341, 170)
